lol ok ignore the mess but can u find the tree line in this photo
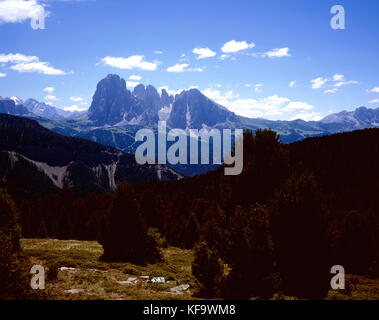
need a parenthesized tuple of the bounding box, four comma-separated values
(3, 128, 379, 299)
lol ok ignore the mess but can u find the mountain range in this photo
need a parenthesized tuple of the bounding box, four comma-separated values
(1, 73, 379, 176)
(0, 114, 181, 197)
(0, 96, 85, 120)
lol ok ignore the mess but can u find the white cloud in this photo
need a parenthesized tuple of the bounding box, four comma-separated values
(44, 94, 58, 101)
(129, 75, 142, 81)
(0, 53, 38, 63)
(254, 84, 263, 93)
(290, 112, 323, 121)
(226, 95, 290, 118)
(189, 67, 204, 72)
(312, 74, 357, 91)
(333, 74, 344, 81)
(369, 99, 379, 103)
(193, 47, 216, 59)
(367, 86, 379, 93)
(201, 88, 319, 120)
(70, 96, 83, 102)
(11, 61, 70, 75)
(263, 47, 290, 58)
(43, 86, 54, 93)
(201, 88, 236, 107)
(154, 50, 163, 54)
(126, 81, 140, 88)
(311, 77, 329, 89)
(245, 84, 252, 88)
(334, 80, 358, 87)
(282, 101, 313, 112)
(101, 55, 159, 71)
(0, 0, 47, 24)
(324, 88, 338, 94)
(221, 40, 255, 53)
(63, 104, 87, 112)
(166, 63, 203, 73)
(289, 80, 296, 88)
(331, 74, 359, 87)
(0, 72, 6, 77)
(0, 53, 70, 75)
(219, 54, 230, 60)
(167, 63, 188, 73)
(178, 53, 188, 62)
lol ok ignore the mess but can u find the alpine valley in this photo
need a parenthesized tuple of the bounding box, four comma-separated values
(1, 74, 379, 176)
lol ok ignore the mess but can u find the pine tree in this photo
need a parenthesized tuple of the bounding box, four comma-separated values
(0, 189, 35, 299)
(192, 241, 224, 298)
(270, 173, 331, 299)
(222, 204, 274, 299)
(100, 183, 161, 264)
(140, 189, 163, 231)
(338, 210, 376, 275)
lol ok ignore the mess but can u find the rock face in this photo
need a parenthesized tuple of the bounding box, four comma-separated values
(160, 89, 174, 108)
(0, 114, 181, 197)
(167, 89, 240, 129)
(88, 74, 142, 125)
(88, 76, 176, 126)
(133, 84, 162, 111)
(24, 99, 84, 120)
(321, 106, 379, 127)
(0, 98, 29, 116)
(0, 97, 84, 120)
(87, 74, 242, 129)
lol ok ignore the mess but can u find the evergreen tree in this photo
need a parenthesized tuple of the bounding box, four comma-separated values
(337, 210, 376, 275)
(222, 204, 274, 299)
(100, 183, 161, 264)
(192, 241, 224, 298)
(140, 189, 163, 231)
(0, 189, 36, 299)
(270, 173, 331, 299)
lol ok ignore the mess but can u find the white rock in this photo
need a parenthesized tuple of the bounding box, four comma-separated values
(64, 289, 84, 294)
(118, 277, 138, 285)
(60, 267, 77, 272)
(151, 277, 165, 284)
(170, 284, 190, 294)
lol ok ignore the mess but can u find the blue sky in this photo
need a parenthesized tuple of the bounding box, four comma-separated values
(0, 0, 378, 120)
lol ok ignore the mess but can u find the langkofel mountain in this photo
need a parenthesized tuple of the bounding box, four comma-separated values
(2, 74, 379, 176)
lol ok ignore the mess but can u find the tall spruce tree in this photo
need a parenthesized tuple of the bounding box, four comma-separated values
(270, 173, 331, 299)
(100, 183, 161, 264)
(192, 241, 224, 298)
(0, 189, 35, 299)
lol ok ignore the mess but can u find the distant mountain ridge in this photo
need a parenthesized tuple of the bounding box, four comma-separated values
(0, 114, 181, 197)
(86, 74, 241, 129)
(321, 106, 379, 127)
(0, 97, 29, 116)
(2, 74, 379, 176)
(24, 98, 85, 120)
(0, 96, 85, 120)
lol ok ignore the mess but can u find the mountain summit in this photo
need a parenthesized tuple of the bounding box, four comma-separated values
(168, 88, 240, 129)
(321, 106, 379, 127)
(87, 74, 239, 128)
(0, 97, 29, 116)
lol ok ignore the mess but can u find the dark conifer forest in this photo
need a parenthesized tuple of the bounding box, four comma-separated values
(4, 128, 378, 299)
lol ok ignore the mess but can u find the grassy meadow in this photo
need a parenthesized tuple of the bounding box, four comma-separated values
(21, 239, 379, 300)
